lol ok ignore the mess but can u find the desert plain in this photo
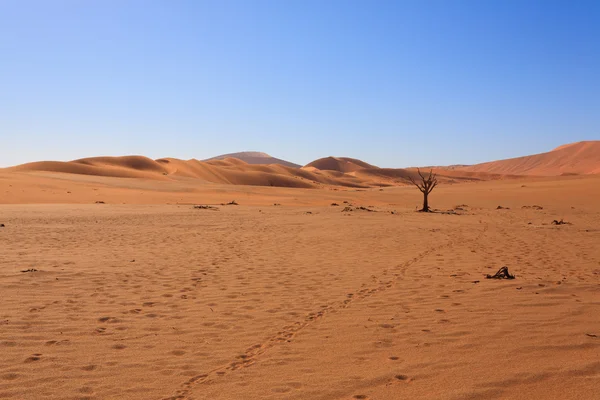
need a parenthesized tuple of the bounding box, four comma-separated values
(1, 143, 600, 400)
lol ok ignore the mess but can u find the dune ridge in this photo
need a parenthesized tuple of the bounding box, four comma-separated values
(5, 155, 495, 189)
(4, 141, 598, 189)
(304, 156, 379, 173)
(203, 151, 301, 168)
(456, 141, 600, 176)
(6, 156, 375, 189)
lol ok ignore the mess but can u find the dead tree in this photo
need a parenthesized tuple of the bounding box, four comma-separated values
(408, 168, 438, 212)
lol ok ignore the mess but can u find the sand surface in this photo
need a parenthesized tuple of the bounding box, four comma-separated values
(1, 172, 600, 399)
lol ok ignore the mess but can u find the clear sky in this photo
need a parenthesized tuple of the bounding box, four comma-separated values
(1, 0, 598, 168)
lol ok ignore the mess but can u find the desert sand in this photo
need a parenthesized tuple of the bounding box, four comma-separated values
(1, 146, 600, 400)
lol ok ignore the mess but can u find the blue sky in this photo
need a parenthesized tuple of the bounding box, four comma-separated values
(1, 0, 598, 168)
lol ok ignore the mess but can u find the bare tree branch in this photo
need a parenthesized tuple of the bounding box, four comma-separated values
(408, 175, 425, 193)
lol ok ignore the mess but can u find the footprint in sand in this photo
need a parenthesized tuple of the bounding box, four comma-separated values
(271, 386, 292, 393)
(24, 354, 42, 362)
(1, 373, 19, 381)
(98, 317, 121, 323)
(79, 386, 94, 394)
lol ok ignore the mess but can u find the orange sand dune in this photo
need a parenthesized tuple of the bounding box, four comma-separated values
(3, 155, 423, 189)
(0, 156, 525, 191)
(6, 141, 598, 191)
(456, 141, 600, 176)
(204, 151, 301, 168)
(72, 155, 168, 173)
(7, 156, 373, 188)
(8, 156, 170, 180)
(155, 157, 317, 188)
(304, 156, 379, 173)
(353, 167, 515, 186)
(304, 157, 515, 186)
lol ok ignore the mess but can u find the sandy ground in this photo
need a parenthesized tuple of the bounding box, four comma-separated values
(1, 172, 599, 399)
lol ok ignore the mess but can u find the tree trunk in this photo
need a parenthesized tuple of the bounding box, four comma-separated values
(422, 193, 429, 212)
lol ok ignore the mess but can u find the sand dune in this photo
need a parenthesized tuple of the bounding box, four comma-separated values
(72, 155, 168, 173)
(456, 141, 600, 176)
(6, 155, 471, 189)
(353, 167, 516, 186)
(204, 151, 301, 168)
(304, 157, 517, 186)
(8, 157, 170, 180)
(4, 141, 599, 193)
(304, 156, 379, 173)
(6, 156, 371, 189)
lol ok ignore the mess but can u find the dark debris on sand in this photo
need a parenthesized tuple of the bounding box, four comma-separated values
(486, 266, 515, 279)
(193, 205, 219, 211)
(342, 206, 375, 212)
(522, 205, 543, 210)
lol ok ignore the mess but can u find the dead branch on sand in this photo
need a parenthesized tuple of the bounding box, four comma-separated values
(486, 266, 515, 279)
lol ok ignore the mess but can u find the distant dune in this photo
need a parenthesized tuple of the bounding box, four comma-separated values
(8, 156, 169, 180)
(304, 156, 511, 185)
(304, 156, 378, 173)
(204, 152, 301, 168)
(6, 155, 372, 189)
(4, 141, 597, 189)
(455, 141, 600, 176)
